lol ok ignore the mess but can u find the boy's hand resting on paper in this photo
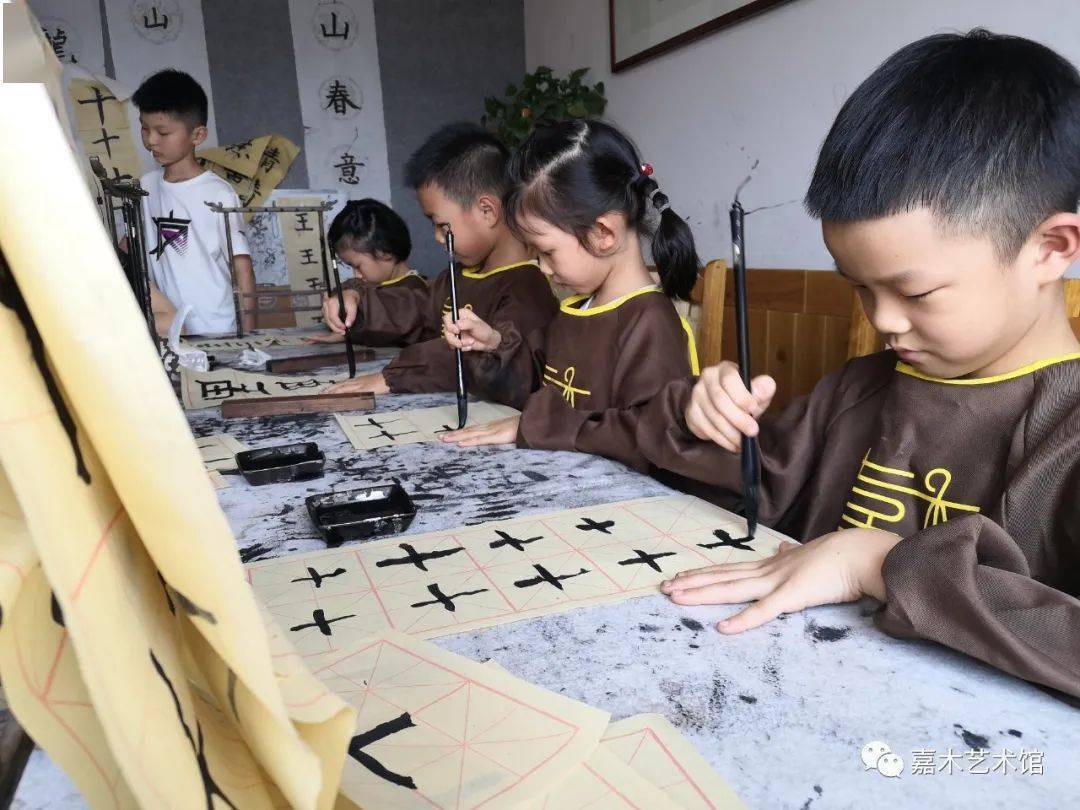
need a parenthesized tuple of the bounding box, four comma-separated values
(686, 361, 777, 452)
(325, 371, 389, 395)
(443, 309, 501, 352)
(322, 289, 361, 335)
(439, 415, 520, 447)
(660, 527, 902, 633)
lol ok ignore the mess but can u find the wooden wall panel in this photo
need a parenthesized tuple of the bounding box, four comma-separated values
(716, 269, 857, 408)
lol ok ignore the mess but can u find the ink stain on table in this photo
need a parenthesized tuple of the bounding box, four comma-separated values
(953, 723, 990, 749)
(805, 619, 851, 643)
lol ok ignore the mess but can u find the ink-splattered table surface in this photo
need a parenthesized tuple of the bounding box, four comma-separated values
(15, 350, 1080, 809)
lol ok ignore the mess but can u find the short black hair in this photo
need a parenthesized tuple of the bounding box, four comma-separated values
(328, 198, 411, 262)
(132, 69, 208, 129)
(805, 29, 1080, 260)
(404, 122, 509, 205)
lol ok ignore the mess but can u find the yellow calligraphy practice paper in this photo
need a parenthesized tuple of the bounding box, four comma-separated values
(180, 367, 344, 409)
(0, 83, 354, 810)
(278, 195, 328, 328)
(335, 401, 521, 450)
(199, 134, 300, 214)
(300, 632, 609, 809)
(67, 77, 142, 181)
(479, 662, 680, 810)
(248, 495, 787, 660)
(601, 714, 746, 810)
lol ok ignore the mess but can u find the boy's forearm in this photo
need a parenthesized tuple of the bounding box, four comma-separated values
(234, 255, 255, 332)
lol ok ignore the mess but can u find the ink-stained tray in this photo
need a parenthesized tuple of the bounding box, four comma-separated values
(306, 484, 417, 546)
(235, 442, 325, 485)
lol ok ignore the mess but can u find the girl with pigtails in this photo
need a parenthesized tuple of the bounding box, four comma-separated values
(439, 119, 701, 472)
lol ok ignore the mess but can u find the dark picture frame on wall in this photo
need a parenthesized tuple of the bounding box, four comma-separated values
(610, 0, 795, 73)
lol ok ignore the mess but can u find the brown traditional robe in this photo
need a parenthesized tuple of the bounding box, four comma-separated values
(637, 350, 1080, 698)
(382, 260, 557, 393)
(469, 286, 699, 472)
(341, 272, 432, 347)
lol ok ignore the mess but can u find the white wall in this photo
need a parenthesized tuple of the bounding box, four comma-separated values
(525, 0, 1080, 270)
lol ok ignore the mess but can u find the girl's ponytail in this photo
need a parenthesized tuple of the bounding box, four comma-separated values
(635, 173, 699, 300)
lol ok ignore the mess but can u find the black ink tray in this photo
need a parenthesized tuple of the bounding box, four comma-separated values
(306, 484, 416, 546)
(235, 442, 325, 485)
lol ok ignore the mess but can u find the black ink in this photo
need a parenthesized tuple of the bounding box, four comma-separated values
(376, 543, 463, 572)
(489, 530, 541, 552)
(575, 517, 614, 534)
(334, 150, 364, 185)
(320, 10, 350, 41)
(175, 591, 217, 624)
(159, 573, 177, 615)
(804, 620, 850, 643)
(293, 211, 314, 232)
(150, 650, 237, 809)
(290, 608, 355, 636)
(91, 127, 119, 158)
(410, 583, 489, 613)
(697, 528, 753, 551)
(513, 563, 589, 591)
(953, 724, 990, 750)
(50, 592, 65, 628)
(143, 7, 169, 30)
(0, 248, 89, 482)
(76, 86, 116, 125)
(291, 566, 347, 588)
(617, 548, 675, 572)
(680, 617, 704, 632)
(348, 713, 417, 789)
(324, 79, 361, 116)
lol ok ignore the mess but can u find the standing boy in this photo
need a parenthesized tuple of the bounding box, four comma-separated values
(133, 69, 253, 335)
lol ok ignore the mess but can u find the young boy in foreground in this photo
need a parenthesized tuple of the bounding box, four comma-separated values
(327, 123, 556, 395)
(640, 30, 1080, 698)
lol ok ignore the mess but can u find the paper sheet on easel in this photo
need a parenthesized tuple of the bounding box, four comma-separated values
(335, 401, 520, 450)
(0, 78, 354, 809)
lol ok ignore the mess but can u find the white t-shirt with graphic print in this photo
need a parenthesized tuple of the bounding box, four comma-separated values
(140, 169, 250, 335)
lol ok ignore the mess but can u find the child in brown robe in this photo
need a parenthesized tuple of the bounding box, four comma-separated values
(640, 31, 1080, 698)
(326, 124, 557, 395)
(309, 198, 431, 347)
(439, 120, 700, 473)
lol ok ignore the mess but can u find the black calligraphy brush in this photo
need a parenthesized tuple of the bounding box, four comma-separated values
(332, 258, 357, 378)
(443, 226, 469, 429)
(730, 192, 759, 540)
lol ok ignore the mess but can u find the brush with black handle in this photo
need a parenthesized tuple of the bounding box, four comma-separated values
(443, 226, 468, 429)
(729, 199, 759, 539)
(331, 258, 357, 378)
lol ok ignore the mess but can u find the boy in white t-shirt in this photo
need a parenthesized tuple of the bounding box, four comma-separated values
(132, 69, 254, 335)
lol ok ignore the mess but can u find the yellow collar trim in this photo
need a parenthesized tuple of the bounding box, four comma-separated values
(896, 351, 1080, 385)
(560, 285, 662, 317)
(460, 260, 539, 279)
(379, 271, 424, 287)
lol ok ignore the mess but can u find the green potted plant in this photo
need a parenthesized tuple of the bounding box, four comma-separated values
(482, 66, 607, 148)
